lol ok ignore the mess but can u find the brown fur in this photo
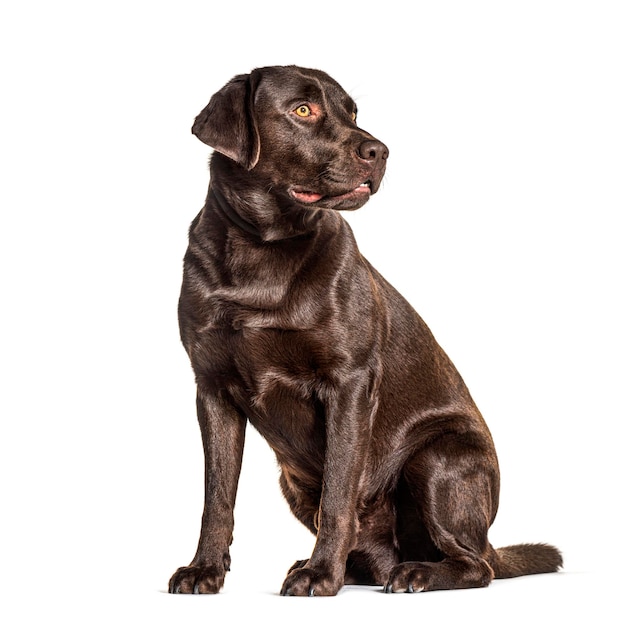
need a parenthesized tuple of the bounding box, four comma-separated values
(168, 65, 562, 596)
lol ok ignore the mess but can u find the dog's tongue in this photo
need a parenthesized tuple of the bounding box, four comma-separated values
(292, 190, 323, 204)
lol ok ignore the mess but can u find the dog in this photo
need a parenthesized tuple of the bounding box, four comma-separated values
(168, 65, 562, 596)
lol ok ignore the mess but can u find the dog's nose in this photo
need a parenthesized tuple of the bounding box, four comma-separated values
(358, 140, 389, 163)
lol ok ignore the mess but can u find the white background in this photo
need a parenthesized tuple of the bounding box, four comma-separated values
(1, 1, 624, 622)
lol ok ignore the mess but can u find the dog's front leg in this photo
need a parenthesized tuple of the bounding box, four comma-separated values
(281, 381, 371, 597)
(169, 389, 246, 594)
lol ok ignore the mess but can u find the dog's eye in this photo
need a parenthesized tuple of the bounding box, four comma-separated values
(351, 111, 357, 122)
(294, 105, 312, 117)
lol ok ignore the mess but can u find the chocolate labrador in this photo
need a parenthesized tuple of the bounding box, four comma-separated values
(168, 65, 561, 596)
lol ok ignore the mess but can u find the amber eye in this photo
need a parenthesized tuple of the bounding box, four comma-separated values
(294, 105, 312, 117)
(351, 111, 357, 122)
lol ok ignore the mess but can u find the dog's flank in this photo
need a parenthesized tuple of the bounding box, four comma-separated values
(169, 65, 561, 596)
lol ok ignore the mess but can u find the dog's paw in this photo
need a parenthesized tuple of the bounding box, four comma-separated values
(384, 559, 493, 593)
(384, 562, 433, 593)
(168, 564, 227, 594)
(280, 566, 342, 597)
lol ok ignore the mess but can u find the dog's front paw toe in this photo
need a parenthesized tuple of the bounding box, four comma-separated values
(168, 564, 227, 594)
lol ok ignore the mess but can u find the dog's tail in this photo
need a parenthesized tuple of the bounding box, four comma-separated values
(491, 543, 563, 578)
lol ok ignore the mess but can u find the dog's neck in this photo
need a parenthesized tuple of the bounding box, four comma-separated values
(210, 186, 261, 238)
(206, 153, 334, 241)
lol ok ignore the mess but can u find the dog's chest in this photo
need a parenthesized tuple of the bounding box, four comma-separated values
(187, 259, 381, 406)
(228, 323, 348, 401)
(215, 325, 341, 459)
(183, 218, 383, 435)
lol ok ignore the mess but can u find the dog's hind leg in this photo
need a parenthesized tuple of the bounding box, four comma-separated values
(386, 432, 500, 593)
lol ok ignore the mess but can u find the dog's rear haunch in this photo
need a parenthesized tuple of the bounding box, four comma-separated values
(168, 66, 561, 596)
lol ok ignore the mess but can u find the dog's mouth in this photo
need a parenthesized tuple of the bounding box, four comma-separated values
(289, 181, 372, 206)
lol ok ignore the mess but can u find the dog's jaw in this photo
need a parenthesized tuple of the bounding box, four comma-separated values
(288, 181, 372, 210)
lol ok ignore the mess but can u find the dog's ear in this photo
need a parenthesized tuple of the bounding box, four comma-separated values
(192, 72, 261, 170)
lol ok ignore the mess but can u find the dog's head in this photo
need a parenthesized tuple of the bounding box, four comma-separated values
(192, 65, 388, 211)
